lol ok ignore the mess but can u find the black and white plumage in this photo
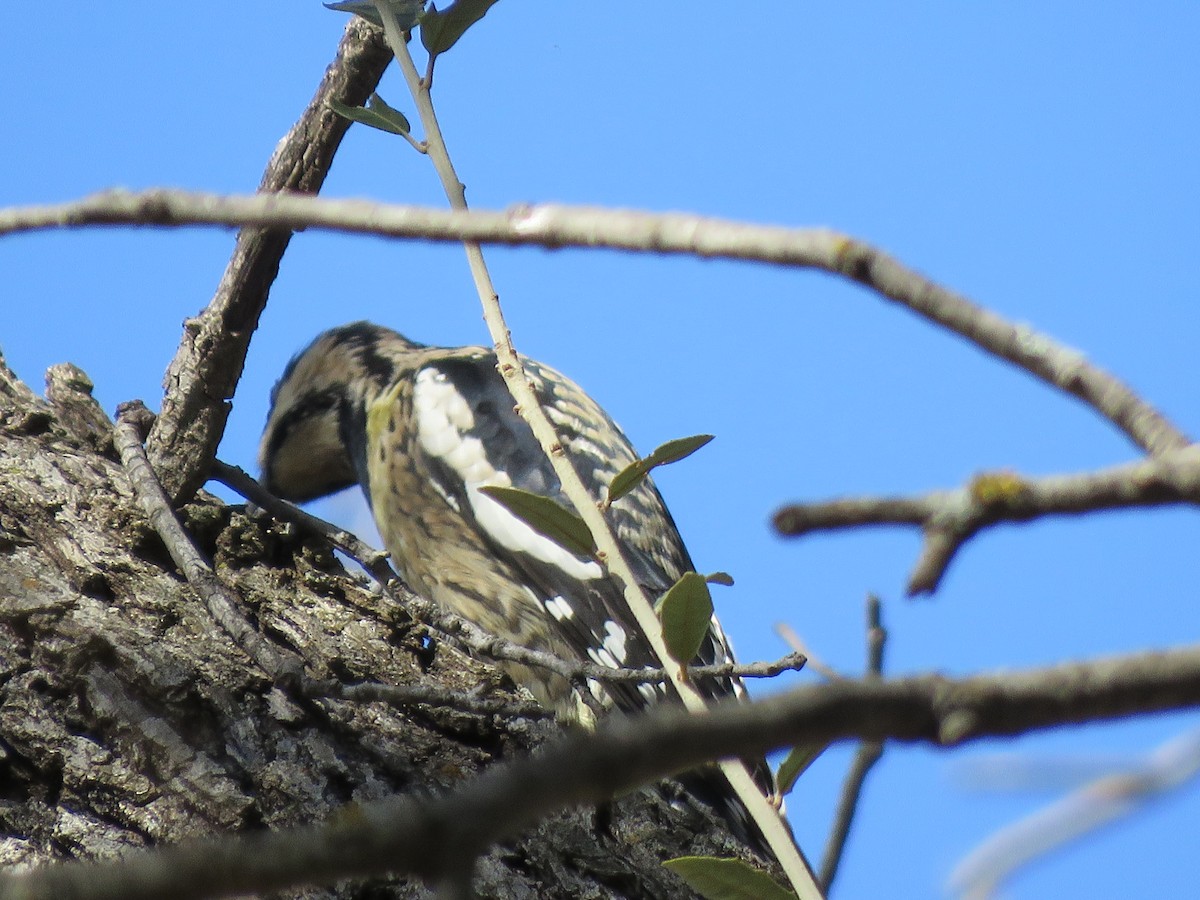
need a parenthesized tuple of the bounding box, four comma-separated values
(258, 322, 774, 848)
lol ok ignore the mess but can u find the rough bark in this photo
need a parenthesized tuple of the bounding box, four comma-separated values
(0, 354, 742, 898)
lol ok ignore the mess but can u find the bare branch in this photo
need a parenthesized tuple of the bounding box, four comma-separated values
(212, 460, 398, 586)
(864, 594, 886, 677)
(820, 595, 888, 893)
(820, 742, 883, 894)
(6, 643, 1200, 900)
(949, 728, 1200, 898)
(378, 14, 824, 885)
(775, 622, 849, 682)
(144, 19, 391, 504)
(1, 189, 1187, 458)
(774, 447, 1200, 594)
(114, 404, 299, 683)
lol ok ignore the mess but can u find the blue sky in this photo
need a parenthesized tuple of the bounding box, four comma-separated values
(3, 4, 1199, 897)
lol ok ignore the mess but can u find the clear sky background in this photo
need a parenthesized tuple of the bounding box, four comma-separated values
(3, 5, 1199, 898)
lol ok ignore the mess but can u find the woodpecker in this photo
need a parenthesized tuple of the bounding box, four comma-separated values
(258, 322, 775, 850)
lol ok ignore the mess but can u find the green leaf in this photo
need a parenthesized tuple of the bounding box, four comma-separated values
(775, 742, 827, 796)
(656, 572, 713, 666)
(647, 433, 715, 467)
(606, 460, 650, 505)
(705, 571, 734, 587)
(607, 433, 714, 504)
(663, 856, 798, 900)
(420, 0, 501, 57)
(477, 485, 596, 558)
(328, 94, 412, 136)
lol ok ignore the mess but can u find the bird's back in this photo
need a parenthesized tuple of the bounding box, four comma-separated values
(260, 322, 777, 853)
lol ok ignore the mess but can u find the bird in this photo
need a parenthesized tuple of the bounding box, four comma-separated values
(258, 321, 776, 852)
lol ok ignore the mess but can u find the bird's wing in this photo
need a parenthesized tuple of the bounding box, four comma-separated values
(409, 351, 744, 710)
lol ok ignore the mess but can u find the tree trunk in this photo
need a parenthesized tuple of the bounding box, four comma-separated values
(0, 355, 742, 898)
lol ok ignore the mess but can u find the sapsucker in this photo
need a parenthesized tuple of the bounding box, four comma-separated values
(259, 321, 776, 852)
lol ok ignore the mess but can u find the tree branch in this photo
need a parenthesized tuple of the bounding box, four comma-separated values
(819, 595, 887, 893)
(6, 643, 1200, 900)
(1, 189, 1187, 460)
(774, 446, 1200, 594)
(948, 727, 1200, 898)
(114, 403, 299, 683)
(376, 14, 823, 885)
(143, 19, 391, 504)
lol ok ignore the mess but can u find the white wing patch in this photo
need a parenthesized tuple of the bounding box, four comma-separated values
(470, 487, 603, 580)
(638, 682, 664, 702)
(415, 368, 495, 482)
(415, 366, 603, 582)
(543, 402, 576, 428)
(602, 619, 628, 664)
(544, 595, 575, 621)
(587, 646, 621, 669)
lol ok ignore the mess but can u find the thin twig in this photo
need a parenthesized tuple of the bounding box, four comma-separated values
(948, 727, 1200, 898)
(774, 448, 1200, 594)
(211, 460, 808, 687)
(775, 622, 848, 682)
(1, 188, 1188, 460)
(362, 11, 822, 892)
(114, 404, 300, 684)
(368, 9, 821, 891)
(864, 595, 886, 676)
(6, 643, 1200, 900)
(212, 460, 397, 586)
(820, 742, 883, 893)
(819, 595, 888, 893)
